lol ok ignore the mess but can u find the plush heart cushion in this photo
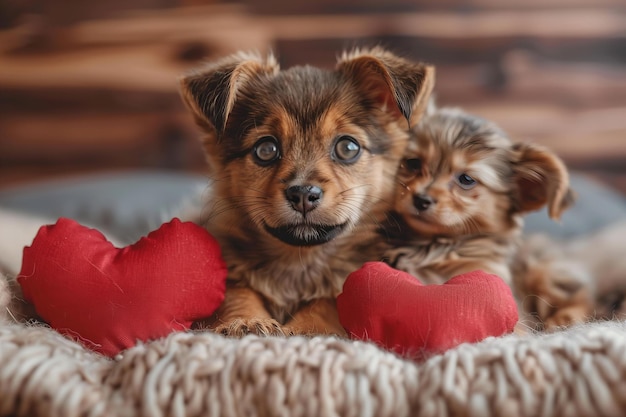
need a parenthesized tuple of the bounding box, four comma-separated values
(18, 218, 227, 356)
(337, 262, 518, 359)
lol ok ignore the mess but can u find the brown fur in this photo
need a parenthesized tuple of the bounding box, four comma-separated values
(180, 48, 435, 336)
(383, 106, 585, 331)
(512, 234, 595, 331)
(513, 215, 626, 330)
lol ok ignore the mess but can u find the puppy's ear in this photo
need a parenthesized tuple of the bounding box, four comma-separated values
(513, 142, 576, 220)
(179, 52, 279, 137)
(337, 47, 435, 127)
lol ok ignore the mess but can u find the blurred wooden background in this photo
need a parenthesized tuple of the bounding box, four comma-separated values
(0, 0, 624, 192)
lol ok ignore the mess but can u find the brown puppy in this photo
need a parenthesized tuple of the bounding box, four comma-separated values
(383, 106, 586, 330)
(180, 48, 435, 337)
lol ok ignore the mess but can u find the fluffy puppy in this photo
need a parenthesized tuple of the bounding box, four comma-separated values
(383, 106, 584, 330)
(179, 48, 435, 337)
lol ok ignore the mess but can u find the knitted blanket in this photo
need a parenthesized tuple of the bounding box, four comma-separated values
(2, 307, 626, 417)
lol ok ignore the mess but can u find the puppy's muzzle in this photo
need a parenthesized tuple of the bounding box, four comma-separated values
(285, 185, 323, 215)
(265, 184, 344, 246)
(413, 193, 434, 212)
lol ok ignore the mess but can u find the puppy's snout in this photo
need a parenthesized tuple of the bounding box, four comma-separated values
(285, 185, 323, 215)
(413, 194, 434, 212)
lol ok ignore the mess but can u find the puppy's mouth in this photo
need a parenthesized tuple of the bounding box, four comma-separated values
(405, 213, 446, 234)
(409, 213, 434, 224)
(264, 222, 347, 246)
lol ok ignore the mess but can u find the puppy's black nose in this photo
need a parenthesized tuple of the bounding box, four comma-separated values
(413, 194, 434, 212)
(285, 185, 323, 215)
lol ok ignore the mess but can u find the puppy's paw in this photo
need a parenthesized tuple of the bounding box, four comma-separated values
(282, 298, 348, 337)
(283, 320, 347, 337)
(543, 304, 590, 331)
(213, 318, 293, 338)
(531, 273, 594, 331)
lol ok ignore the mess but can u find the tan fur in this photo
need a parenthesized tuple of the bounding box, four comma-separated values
(512, 234, 594, 331)
(383, 107, 583, 331)
(180, 48, 435, 336)
(515, 218, 626, 330)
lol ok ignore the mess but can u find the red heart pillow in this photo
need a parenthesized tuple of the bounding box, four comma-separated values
(337, 262, 518, 359)
(18, 218, 227, 356)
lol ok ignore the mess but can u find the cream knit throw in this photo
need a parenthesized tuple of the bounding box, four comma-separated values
(2, 314, 626, 417)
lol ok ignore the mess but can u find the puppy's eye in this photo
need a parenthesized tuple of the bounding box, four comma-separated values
(403, 158, 422, 173)
(252, 136, 280, 166)
(456, 173, 477, 190)
(332, 136, 361, 164)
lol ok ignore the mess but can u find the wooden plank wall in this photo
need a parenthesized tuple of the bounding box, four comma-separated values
(0, 0, 624, 192)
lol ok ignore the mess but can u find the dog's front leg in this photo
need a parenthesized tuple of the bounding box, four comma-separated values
(199, 286, 291, 337)
(284, 298, 347, 337)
